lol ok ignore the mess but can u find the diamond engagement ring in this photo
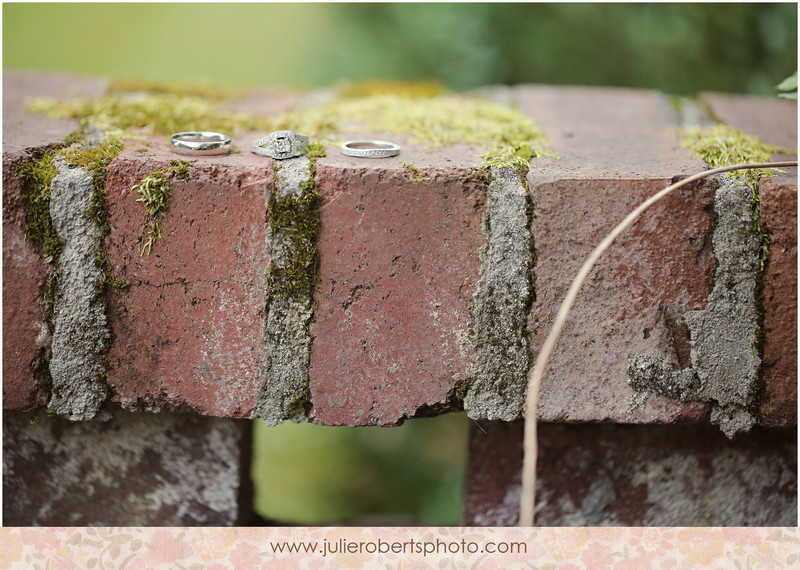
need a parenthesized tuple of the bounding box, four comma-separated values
(340, 140, 401, 158)
(170, 132, 231, 156)
(251, 130, 310, 159)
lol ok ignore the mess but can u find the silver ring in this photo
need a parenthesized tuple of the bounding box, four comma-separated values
(170, 132, 231, 156)
(340, 140, 400, 159)
(251, 130, 309, 159)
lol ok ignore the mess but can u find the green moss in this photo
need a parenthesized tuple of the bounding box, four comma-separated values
(168, 159, 194, 181)
(28, 83, 551, 180)
(267, 169, 323, 301)
(16, 152, 61, 263)
(681, 123, 794, 273)
(132, 158, 196, 256)
(337, 79, 447, 98)
(27, 92, 271, 140)
(278, 94, 552, 165)
(133, 169, 171, 256)
(681, 124, 787, 185)
(285, 385, 313, 418)
(403, 162, 423, 181)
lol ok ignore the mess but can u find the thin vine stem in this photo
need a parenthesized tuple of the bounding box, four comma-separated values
(519, 160, 798, 527)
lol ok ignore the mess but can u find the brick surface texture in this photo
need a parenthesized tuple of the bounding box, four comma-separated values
(3, 72, 796, 429)
(464, 420, 797, 526)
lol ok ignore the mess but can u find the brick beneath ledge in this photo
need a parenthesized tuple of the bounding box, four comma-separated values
(3, 72, 796, 429)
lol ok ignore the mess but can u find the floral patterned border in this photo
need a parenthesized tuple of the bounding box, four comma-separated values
(1, 527, 798, 569)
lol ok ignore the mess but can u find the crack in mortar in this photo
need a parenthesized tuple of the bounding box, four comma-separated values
(627, 176, 761, 438)
(47, 156, 111, 420)
(463, 165, 534, 421)
(253, 157, 316, 425)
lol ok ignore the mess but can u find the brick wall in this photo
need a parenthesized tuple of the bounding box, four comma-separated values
(3, 71, 796, 525)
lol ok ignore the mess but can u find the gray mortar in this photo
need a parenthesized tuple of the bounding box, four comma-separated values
(46, 156, 110, 420)
(627, 177, 761, 438)
(463, 165, 534, 420)
(253, 156, 315, 425)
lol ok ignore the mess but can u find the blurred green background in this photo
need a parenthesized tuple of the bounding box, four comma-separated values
(252, 415, 468, 525)
(5, 3, 796, 525)
(4, 3, 797, 95)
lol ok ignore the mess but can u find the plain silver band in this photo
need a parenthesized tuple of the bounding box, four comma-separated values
(341, 140, 400, 158)
(170, 132, 231, 156)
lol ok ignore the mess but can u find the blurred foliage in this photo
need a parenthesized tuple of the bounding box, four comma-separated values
(252, 414, 469, 525)
(4, 3, 796, 95)
(777, 71, 798, 99)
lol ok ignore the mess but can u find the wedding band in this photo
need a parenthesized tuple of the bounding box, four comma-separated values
(251, 130, 309, 159)
(340, 140, 400, 158)
(170, 132, 231, 156)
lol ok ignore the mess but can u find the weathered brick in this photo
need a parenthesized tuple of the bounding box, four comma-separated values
(104, 149, 273, 417)
(2, 71, 107, 411)
(464, 420, 797, 526)
(2, 71, 106, 155)
(309, 162, 486, 426)
(701, 92, 797, 152)
(2, 164, 49, 409)
(518, 86, 714, 423)
(3, 75, 795, 431)
(3, 408, 253, 525)
(759, 176, 798, 426)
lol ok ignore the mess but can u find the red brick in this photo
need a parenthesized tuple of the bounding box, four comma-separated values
(464, 420, 797, 526)
(104, 148, 274, 417)
(2, 163, 49, 409)
(518, 86, 714, 422)
(2, 71, 106, 155)
(4, 76, 796, 429)
(308, 163, 486, 426)
(701, 92, 797, 152)
(759, 176, 798, 426)
(2, 71, 107, 410)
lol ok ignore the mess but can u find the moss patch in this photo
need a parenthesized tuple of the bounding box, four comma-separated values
(132, 159, 195, 256)
(681, 123, 793, 272)
(267, 147, 325, 301)
(29, 83, 552, 178)
(133, 169, 171, 256)
(681, 124, 787, 185)
(27, 92, 271, 140)
(279, 93, 553, 167)
(402, 162, 423, 181)
(16, 152, 61, 264)
(337, 79, 447, 98)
